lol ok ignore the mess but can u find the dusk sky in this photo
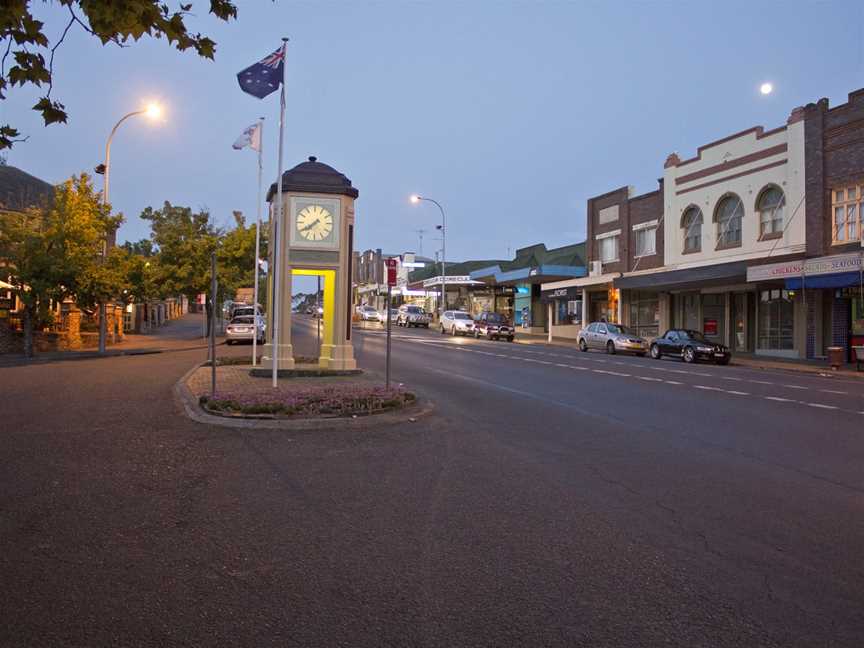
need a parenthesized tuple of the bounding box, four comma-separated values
(3, 1, 864, 266)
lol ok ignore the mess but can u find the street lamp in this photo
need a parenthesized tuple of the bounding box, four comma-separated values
(96, 102, 163, 353)
(410, 195, 447, 316)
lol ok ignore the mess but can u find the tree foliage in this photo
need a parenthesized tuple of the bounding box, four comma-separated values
(0, 172, 121, 355)
(0, 1, 238, 148)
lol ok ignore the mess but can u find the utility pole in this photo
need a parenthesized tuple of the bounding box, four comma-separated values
(210, 251, 217, 397)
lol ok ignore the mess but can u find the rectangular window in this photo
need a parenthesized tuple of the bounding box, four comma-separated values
(628, 290, 659, 339)
(758, 289, 795, 350)
(832, 184, 863, 243)
(598, 235, 619, 262)
(634, 227, 656, 257)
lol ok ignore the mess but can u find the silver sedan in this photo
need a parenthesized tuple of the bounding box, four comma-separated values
(225, 315, 265, 345)
(577, 322, 647, 356)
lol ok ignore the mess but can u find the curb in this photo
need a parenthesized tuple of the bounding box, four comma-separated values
(173, 362, 436, 431)
(0, 342, 223, 367)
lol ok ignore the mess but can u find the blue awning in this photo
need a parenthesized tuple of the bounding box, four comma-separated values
(785, 271, 863, 290)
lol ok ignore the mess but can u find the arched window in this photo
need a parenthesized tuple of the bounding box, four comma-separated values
(757, 186, 785, 239)
(681, 206, 703, 253)
(714, 194, 743, 249)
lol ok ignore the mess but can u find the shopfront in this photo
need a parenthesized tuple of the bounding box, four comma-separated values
(540, 286, 582, 338)
(747, 252, 864, 360)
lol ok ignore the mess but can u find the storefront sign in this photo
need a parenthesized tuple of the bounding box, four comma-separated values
(422, 275, 481, 287)
(385, 258, 398, 287)
(540, 286, 581, 302)
(703, 319, 718, 336)
(747, 253, 863, 282)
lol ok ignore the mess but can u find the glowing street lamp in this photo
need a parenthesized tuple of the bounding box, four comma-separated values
(409, 194, 447, 315)
(96, 102, 164, 353)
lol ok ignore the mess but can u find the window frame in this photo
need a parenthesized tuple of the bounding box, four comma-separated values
(598, 234, 619, 263)
(756, 185, 785, 240)
(634, 227, 656, 257)
(831, 184, 862, 244)
(714, 193, 744, 250)
(681, 206, 703, 254)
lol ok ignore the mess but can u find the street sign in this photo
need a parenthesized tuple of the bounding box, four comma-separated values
(385, 257, 398, 287)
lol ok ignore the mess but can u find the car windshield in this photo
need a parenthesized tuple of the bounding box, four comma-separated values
(605, 324, 629, 335)
(406, 306, 422, 313)
(453, 312, 471, 320)
(362, 306, 375, 311)
(231, 316, 254, 324)
(487, 313, 504, 323)
(683, 330, 710, 343)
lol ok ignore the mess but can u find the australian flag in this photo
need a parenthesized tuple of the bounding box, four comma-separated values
(236, 46, 285, 99)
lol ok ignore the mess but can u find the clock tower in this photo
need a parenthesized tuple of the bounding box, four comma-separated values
(262, 156, 358, 371)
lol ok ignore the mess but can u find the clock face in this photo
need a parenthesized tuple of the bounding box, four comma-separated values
(296, 204, 334, 241)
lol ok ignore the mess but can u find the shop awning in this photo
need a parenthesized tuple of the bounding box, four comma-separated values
(785, 271, 864, 290)
(614, 261, 749, 291)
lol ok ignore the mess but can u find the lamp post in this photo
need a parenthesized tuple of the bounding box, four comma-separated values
(98, 102, 162, 353)
(410, 195, 446, 316)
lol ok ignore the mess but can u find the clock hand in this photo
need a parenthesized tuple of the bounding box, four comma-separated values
(300, 218, 321, 232)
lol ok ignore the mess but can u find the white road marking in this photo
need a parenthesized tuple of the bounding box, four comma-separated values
(694, 385, 724, 392)
(721, 377, 743, 382)
(749, 380, 773, 385)
(783, 385, 808, 390)
(803, 402, 839, 410)
(594, 370, 631, 377)
(664, 380, 684, 385)
(820, 389, 847, 395)
(726, 390, 750, 396)
(637, 376, 663, 382)
(765, 396, 794, 402)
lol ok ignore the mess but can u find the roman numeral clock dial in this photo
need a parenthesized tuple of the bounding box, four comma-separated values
(296, 204, 333, 241)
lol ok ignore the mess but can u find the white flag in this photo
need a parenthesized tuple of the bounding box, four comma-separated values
(232, 123, 261, 151)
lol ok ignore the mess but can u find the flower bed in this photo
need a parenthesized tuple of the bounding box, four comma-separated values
(200, 384, 415, 418)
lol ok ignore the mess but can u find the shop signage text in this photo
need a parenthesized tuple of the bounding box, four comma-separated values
(747, 253, 863, 282)
(422, 275, 482, 287)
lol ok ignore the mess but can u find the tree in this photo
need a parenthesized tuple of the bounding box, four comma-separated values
(0, 173, 119, 356)
(141, 201, 219, 333)
(217, 210, 267, 304)
(0, 1, 238, 149)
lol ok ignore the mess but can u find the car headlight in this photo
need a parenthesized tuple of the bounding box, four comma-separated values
(697, 346, 712, 352)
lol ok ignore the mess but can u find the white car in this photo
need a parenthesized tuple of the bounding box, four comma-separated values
(378, 308, 398, 323)
(359, 305, 380, 321)
(440, 310, 475, 336)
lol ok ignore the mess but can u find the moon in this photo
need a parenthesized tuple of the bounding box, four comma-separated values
(760, 82, 773, 95)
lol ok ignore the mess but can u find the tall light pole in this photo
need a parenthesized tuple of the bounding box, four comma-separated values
(410, 195, 446, 316)
(99, 102, 162, 353)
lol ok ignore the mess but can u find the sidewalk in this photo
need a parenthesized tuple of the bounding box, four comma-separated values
(0, 314, 219, 367)
(514, 330, 864, 379)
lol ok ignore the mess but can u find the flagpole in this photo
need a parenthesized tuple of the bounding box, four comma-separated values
(252, 116, 264, 366)
(272, 37, 289, 389)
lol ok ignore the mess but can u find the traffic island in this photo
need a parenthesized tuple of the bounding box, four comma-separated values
(175, 360, 432, 430)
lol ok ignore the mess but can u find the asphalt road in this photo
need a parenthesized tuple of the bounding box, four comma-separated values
(2, 313, 863, 647)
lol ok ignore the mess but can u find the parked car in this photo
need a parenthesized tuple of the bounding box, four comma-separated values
(577, 322, 647, 356)
(358, 305, 380, 321)
(231, 304, 262, 319)
(397, 304, 431, 328)
(378, 307, 399, 323)
(225, 315, 265, 345)
(473, 311, 514, 342)
(650, 329, 731, 365)
(440, 310, 475, 336)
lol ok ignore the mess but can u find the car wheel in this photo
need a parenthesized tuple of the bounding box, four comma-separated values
(579, 338, 588, 352)
(451, 325, 456, 336)
(650, 344, 661, 359)
(474, 330, 480, 339)
(716, 357, 730, 366)
(683, 346, 696, 363)
(487, 332, 494, 341)
(424, 324, 429, 328)
(606, 341, 616, 355)
(440, 325, 445, 335)
(507, 336, 514, 343)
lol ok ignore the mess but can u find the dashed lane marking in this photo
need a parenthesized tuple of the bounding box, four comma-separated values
(726, 390, 750, 396)
(765, 396, 794, 402)
(803, 402, 839, 410)
(749, 380, 773, 385)
(637, 376, 663, 382)
(782, 385, 808, 390)
(820, 389, 847, 395)
(694, 385, 724, 392)
(594, 370, 631, 377)
(664, 380, 684, 385)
